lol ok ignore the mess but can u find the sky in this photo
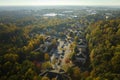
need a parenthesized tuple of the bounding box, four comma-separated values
(0, 0, 120, 6)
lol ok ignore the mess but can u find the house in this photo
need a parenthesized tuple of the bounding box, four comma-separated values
(39, 70, 70, 80)
(73, 51, 87, 66)
(75, 57, 86, 64)
(73, 56, 86, 66)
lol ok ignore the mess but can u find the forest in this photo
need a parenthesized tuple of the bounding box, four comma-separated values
(0, 6, 120, 80)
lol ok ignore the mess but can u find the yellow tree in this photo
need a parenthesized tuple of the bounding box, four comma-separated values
(44, 53, 50, 61)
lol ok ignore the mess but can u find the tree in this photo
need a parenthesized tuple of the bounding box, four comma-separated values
(41, 62, 52, 70)
(90, 49, 95, 62)
(72, 67, 81, 80)
(4, 53, 19, 62)
(41, 76, 50, 80)
(25, 68, 36, 80)
(111, 54, 120, 73)
(44, 53, 50, 61)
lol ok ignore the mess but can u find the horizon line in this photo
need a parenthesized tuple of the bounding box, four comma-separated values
(0, 5, 120, 7)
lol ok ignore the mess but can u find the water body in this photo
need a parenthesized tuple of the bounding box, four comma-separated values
(43, 13, 64, 17)
(43, 13, 57, 17)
